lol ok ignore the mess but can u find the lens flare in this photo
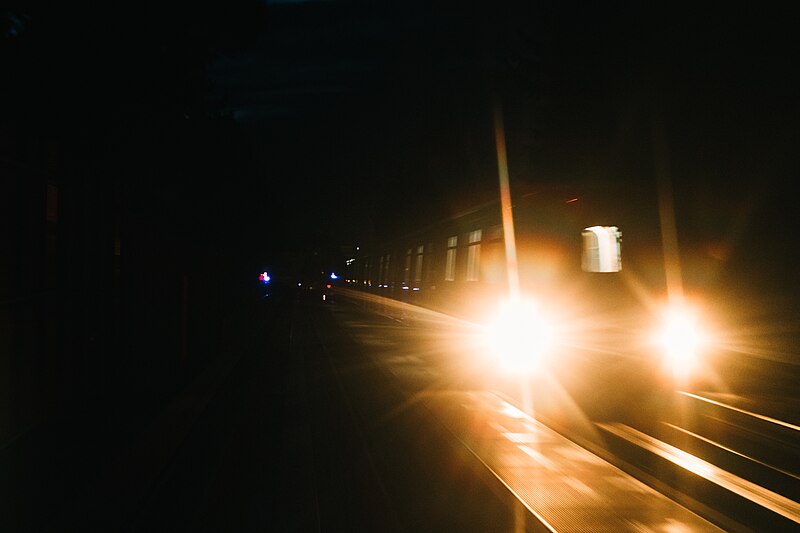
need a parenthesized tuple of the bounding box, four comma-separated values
(482, 298, 554, 374)
(655, 303, 706, 380)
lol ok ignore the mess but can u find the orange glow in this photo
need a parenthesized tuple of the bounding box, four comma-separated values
(493, 98, 519, 299)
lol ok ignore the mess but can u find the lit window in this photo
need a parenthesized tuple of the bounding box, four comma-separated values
(445, 236, 457, 281)
(582, 226, 622, 272)
(414, 245, 424, 282)
(404, 248, 412, 283)
(466, 229, 482, 281)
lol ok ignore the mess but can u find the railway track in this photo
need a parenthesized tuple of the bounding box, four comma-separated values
(334, 290, 800, 531)
(592, 389, 800, 532)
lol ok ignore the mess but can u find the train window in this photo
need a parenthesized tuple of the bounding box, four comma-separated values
(382, 254, 391, 286)
(414, 245, 424, 282)
(445, 236, 457, 281)
(582, 226, 622, 272)
(485, 224, 503, 241)
(466, 229, 482, 281)
(404, 249, 412, 283)
(425, 242, 434, 282)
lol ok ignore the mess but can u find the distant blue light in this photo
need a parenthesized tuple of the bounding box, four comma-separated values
(330, 272, 338, 280)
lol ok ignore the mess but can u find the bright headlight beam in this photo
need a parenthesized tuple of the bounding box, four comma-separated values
(655, 304, 706, 380)
(483, 299, 554, 375)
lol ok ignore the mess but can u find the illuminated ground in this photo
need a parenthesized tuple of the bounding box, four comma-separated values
(5, 284, 795, 532)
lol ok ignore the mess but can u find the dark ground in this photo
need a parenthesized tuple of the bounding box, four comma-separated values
(1, 283, 516, 533)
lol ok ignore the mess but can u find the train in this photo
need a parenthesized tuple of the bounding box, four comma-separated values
(338, 173, 798, 423)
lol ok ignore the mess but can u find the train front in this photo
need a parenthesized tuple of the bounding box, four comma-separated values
(468, 185, 749, 429)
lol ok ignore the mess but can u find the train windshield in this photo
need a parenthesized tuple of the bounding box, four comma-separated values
(581, 226, 622, 273)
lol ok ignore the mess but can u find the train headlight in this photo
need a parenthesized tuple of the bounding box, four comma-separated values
(655, 303, 707, 380)
(482, 298, 555, 375)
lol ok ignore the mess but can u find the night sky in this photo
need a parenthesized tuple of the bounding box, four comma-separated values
(3, 1, 798, 276)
